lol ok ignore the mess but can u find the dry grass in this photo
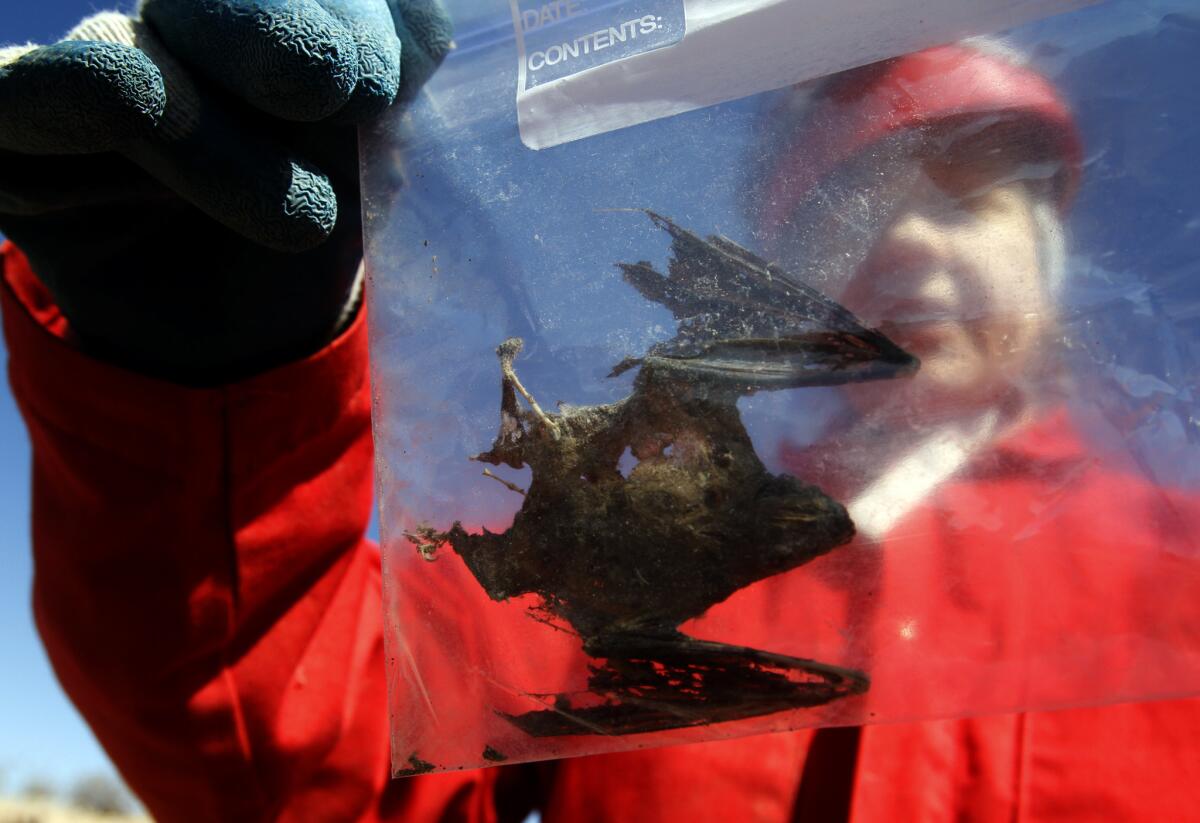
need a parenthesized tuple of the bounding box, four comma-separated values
(0, 796, 150, 823)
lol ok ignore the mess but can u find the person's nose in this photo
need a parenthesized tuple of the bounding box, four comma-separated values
(880, 209, 953, 272)
(848, 212, 959, 323)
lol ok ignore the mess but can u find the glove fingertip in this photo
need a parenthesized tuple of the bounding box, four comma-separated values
(332, 30, 401, 122)
(393, 0, 454, 63)
(0, 41, 166, 154)
(392, 19, 442, 99)
(142, 0, 360, 122)
(277, 160, 340, 251)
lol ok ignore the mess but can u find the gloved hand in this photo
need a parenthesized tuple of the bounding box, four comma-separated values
(0, 0, 451, 384)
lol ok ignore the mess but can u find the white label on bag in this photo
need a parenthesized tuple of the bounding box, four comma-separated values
(511, 0, 687, 89)
(511, 0, 1094, 150)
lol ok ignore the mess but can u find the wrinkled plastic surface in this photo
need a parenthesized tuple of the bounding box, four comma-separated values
(361, 0, 1200, 775)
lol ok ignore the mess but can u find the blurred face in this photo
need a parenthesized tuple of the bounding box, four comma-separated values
(839, 165, 1056, 418)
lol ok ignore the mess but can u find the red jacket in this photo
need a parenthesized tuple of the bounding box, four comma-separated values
(3, 241, 1199, 822)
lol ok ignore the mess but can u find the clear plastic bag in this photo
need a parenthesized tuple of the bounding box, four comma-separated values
(360, 0, 1200, 775)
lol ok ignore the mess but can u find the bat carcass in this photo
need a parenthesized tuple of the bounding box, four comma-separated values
(408, 212, 917, 736)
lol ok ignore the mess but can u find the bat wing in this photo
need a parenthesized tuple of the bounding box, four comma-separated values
(612, 212, 917, 390)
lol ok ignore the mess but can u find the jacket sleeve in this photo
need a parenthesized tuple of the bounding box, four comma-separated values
(0, 242, 502, 823)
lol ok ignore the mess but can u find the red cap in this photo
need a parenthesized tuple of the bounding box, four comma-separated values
(760, 44, 1084, 233)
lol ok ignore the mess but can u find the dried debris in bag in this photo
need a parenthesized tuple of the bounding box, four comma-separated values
(395, 753, 436, 776)
(407, 212, 918, 736)
(481, 746, 508, 762)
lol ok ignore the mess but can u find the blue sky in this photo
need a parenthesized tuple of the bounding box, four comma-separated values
(0, 1, 137, 795)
